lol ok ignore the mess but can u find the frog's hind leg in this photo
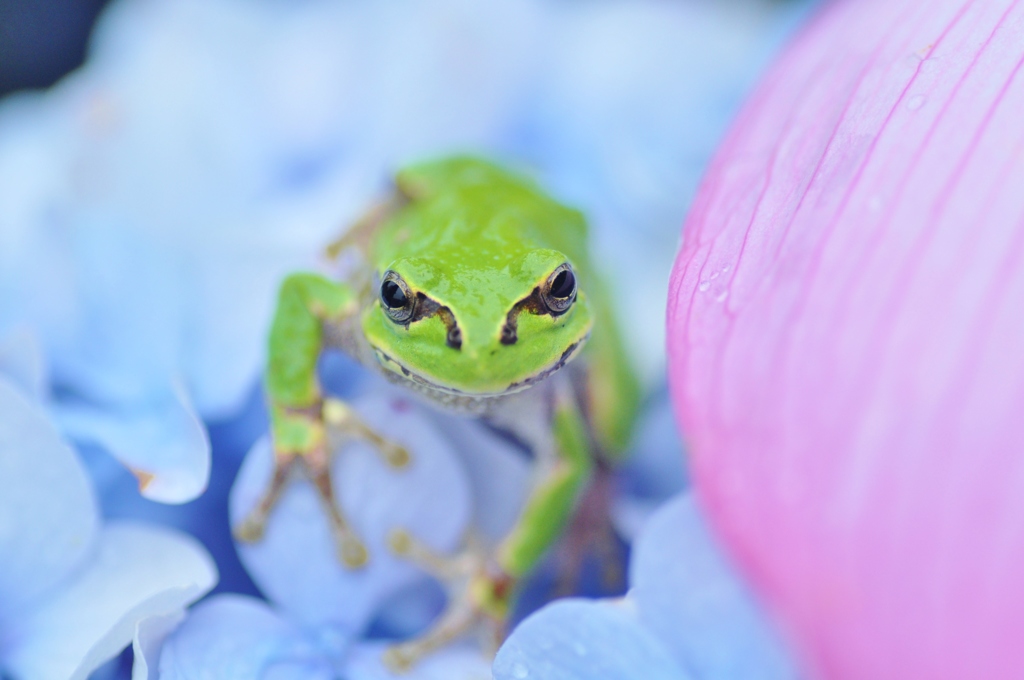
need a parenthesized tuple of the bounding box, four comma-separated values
(303, 435, 370, 568)
(380, 379, 593, 671)
(552, 462, 625, 598)
(383, 584, 483, 673)
(324, 191, 409, 260)
(382, 530, 497, 673)
(234, 450, 299, 543)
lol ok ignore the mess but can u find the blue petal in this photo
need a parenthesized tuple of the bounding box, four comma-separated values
(0, 377, 98, 618)
(344, 641, 492, 680)
(3, 522, 217, 680)
(231, 388, 471, 631)
(629, 494, 797, 680)
(0, 97, 212, 504)
(55, 379, 211, 504)
(365, 577, 446, 639)
(429, 411, 531, 544)
(0, 326, 47, 401)
(614, 389, 689, 541)
(494, 599, 688, 680)
(0, 91, 81, 360)
(158, 595, 332, 680)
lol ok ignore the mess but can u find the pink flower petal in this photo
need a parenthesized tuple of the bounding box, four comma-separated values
(667, 1, 1024, 679)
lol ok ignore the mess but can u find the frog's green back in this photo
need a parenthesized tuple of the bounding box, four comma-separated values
(378, 156, 593, 285)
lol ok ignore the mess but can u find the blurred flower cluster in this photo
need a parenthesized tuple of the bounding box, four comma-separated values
(0, 0, 813, 677)
(0, 331, 215, 680)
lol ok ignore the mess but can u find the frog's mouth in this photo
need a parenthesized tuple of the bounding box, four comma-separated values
(369, 333, 589, 397)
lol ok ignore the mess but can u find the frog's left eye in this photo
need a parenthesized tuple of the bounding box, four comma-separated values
(380, 270, 415, 323)
(541, 263, 577, 315)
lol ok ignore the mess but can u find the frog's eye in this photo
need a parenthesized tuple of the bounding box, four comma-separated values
(380, 270, 415, 323)
(541, 263, 577, 315)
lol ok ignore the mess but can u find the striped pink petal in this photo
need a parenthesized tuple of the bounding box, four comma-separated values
(667, 1, 1024, 678)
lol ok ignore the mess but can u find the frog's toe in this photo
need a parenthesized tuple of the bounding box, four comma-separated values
(383, 530, 515, 670)
(322, 397, 413, 469)
(387, 527, 478, 580)
(381, 643, 417, 674)
(381, 589, 486, 672)
(383, 442, 411, 469)
(233, 514, 267, 543)
(338, 534, 370, 568)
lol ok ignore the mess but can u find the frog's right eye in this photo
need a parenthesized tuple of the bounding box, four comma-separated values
(380, 270, 415, 323)
(540, 263, 577, 315)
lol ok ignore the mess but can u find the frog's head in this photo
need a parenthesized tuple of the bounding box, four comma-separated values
(361, 247, 593, 396)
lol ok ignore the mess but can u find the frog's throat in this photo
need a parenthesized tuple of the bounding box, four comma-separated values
(370, 333, 589, 397)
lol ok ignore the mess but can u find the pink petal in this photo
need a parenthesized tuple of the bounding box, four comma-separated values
(667, 1, 1024, 679)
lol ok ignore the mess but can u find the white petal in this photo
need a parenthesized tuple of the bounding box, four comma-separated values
(56, 379, 211, 504)
(158, 594, 331, 680)
(344, 641, 492, 680)
(0, 377, 98, 618)
(231, 390, 471, 631)
(494, 598, 688, 680)
(0, 325, 47, 402)
(3, 522, 217, 680)
(630, 494, 795, 679)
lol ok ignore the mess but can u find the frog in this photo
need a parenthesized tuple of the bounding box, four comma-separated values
(233, 156, 642, 669)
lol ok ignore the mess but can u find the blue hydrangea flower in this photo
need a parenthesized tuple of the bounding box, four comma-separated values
(493, 493, 797, 680)
(134, 384, 501, 678)
(137, 392, 793, 679)
(144, 594, 494, 680)
(0, 340, 217, 680)
(230, 389, 473, 632)
(128, 379, 723, 678)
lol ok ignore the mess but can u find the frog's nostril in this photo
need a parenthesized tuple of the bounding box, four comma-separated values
(446, 325, 462, 350)
(500, 323, 517, 345)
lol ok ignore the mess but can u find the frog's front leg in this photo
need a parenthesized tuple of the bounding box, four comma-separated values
(233, 272, 408, 568)
(383, 380, 592, 670)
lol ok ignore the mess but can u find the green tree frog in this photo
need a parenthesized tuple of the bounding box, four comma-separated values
(234, 156, 641, 668)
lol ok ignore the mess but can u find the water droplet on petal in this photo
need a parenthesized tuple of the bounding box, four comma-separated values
(907, 94, 926, 110)
(698, 280, 711, 292)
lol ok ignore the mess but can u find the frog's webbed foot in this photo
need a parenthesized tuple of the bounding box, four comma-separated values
(323, 398, 411, 469)
(233, 397, 411, 570)
(232, 439, 370, 568)
(382, 530, 512, 673)
(233, 450, 299, 544)
(304, 441, 370, 568)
